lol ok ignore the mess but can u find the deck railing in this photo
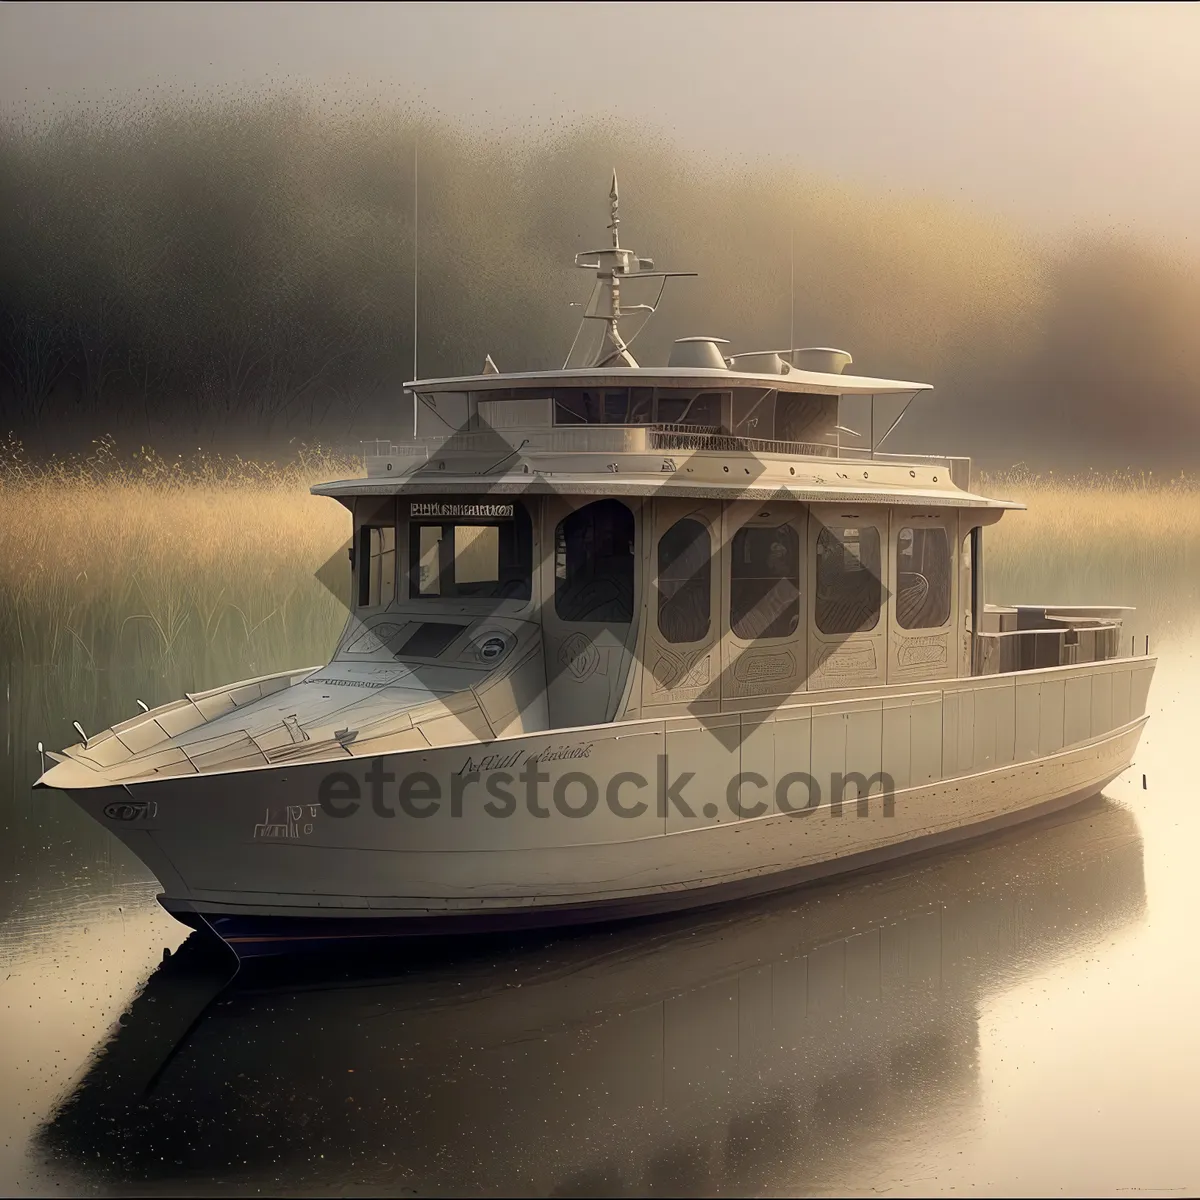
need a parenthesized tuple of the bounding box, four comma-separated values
(648, 425, 837, 457)
(974, 621, 1123, 675)
(360, 428, 972, 483)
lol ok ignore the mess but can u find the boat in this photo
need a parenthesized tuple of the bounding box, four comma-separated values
(34, 176, 1156, 957)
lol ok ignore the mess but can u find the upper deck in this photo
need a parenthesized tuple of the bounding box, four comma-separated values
(312, 175, 1019, 512)
(313, 363, 1017, 510)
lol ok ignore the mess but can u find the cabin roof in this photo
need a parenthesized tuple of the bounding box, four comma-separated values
(311, 473, 1023, 510)
(405, 366, 933, 398)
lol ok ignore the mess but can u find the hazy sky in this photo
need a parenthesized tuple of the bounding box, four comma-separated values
(3, 1, 1199, 241)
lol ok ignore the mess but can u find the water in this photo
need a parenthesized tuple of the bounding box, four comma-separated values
(2, 609, 1198, 1195)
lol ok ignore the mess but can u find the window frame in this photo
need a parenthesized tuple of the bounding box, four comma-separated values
(654, 390, 727, 429)
(552, 498, 637, 624)
(553, 387, 655, 427)
(894, 522, 953, 631)
(355, 498, 398, 610)
(405, 500, 534, 603)
(358, 524, 397, 608)
(550, 387, 732, 431)
(656, 515, 714, 646)
(813, 520, 884, 637)
(728, 520, 802, 642)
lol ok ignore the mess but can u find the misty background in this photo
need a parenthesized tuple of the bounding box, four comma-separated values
(2, 1, 1199, 468)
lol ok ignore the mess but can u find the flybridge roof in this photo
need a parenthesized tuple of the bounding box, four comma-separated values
(405, 366, 933, 397)
(312, 473, 1021, 510)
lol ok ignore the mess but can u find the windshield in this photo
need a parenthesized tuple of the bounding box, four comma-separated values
(407, 500, 533, 601)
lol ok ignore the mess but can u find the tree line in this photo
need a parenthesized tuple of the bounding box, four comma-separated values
(2, 88, 1198, 467)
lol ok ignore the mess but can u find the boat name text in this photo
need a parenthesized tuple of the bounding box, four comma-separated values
(410, 502, 514, 519)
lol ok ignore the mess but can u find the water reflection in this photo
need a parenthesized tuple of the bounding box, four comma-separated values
(1, 666, 183, 967)
(35, 797, 1144, 1196)
(1, 654, 325, 947)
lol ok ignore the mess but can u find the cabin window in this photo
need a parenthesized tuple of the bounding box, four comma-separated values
(554, 388, 654, 425)
(658, 517, 712, 644)
(730, 390, 777, 440)
(407, 501, 532, 601)
(815, 523, 881, 634)
(896, 526, 952, 629)
(414, 391, 470, 438)
(775, 394, 837, 451)
(730, 524, 801, 640)
(554, 499, 636, 622)
(358, 525, 397, 608)
(655, 391, 724, 429)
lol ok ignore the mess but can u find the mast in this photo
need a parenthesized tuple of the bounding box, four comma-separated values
(789, 227, 795, 359)
(566, 172, 696, 370)
(605, 172, 627, 367)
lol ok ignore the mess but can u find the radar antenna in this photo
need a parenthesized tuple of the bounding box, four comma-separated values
(565, 171, 697, 370)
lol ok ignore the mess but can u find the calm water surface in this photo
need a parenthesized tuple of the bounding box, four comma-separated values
(2, 609, 1198, 1196)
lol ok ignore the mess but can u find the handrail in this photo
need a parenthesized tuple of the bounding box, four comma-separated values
(649, 426, 836, 457)
(980, 619, 1123, 637)
(362, 429, 972, 479)
(974, 623, 1122, 675)
(651, 422, 721, 436)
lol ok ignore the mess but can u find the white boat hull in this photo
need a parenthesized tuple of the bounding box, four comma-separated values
(57, 657, 1154, 955)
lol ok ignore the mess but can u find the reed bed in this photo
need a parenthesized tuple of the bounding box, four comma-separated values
(0, 437, 357, 728)
(2, 443, 1198, 737)
(979, 466, 1200, 639)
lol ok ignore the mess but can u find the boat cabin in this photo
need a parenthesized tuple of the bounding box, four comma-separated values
(330, 480, 994, 728)
(312, 177, 1126, 734)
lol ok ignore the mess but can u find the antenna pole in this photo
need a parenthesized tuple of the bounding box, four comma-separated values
(789, 227, 795, 357)
(411, 137, 419, 437)
(413, 138, 419, 384)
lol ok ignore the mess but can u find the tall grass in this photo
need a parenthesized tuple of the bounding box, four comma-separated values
(0, 436, 355, 733)
(980, 466, 1200, 640)
(3, 442, 1197, 725)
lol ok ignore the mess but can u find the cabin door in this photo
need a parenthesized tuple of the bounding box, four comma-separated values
(807, 504, 889, 690)
(887, 510, 957, 683)
(640, 498, 723, 715)
(719, 500, 808, 707)
(540, 495, 641, 729)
